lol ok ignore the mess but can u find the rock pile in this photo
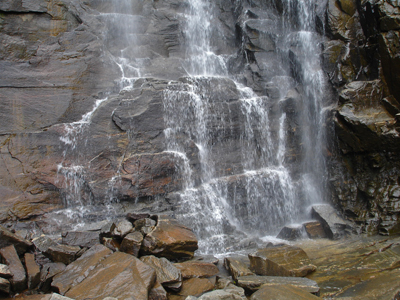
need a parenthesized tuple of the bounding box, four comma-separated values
(0, 213, 326, 299)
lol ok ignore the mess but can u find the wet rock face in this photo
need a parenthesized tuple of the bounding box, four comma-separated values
(323, 0, 400, 235)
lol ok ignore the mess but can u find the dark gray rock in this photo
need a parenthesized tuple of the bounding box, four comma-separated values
(0, 245, 26, 292)
(62, 231, 100, 248)
(40, 262, 67, 292)
(276, 224, 305, 241)
(311, 204, 353, 240)
(134, 218, 157, 235)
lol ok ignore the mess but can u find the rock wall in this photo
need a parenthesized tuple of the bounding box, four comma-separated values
(1, 0, 400, 236)
(323, 0, 400, 234)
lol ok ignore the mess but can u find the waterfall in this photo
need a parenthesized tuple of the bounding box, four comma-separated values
(162, 0, 328, 254)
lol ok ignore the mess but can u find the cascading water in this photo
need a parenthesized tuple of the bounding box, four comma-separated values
(162, 0, 329, 254)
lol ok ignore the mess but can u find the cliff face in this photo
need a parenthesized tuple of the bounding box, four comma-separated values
(322, 0, 400, 235)
(1, 0, 400, 236)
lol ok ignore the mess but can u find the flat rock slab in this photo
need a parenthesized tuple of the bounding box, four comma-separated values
(249, 284, 321, 300)
(174, 277, 215, 298)
(62, 231, 100, 248)
(174, 261, 219, 279)
(46, 243, 81, 265)
(65, 251, 156, 300)
(223, 256, 253, 281)
(52, 244, 113, 295)
(237, 275, 320, 294)
(0, 225, 33, 255)
(0, 245, 26, 292)
(311, 204, 352, 240)
(141, 216, 198, 261)
(249, 245, 316, 277)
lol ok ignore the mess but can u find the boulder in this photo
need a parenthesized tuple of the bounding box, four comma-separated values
(64, 252, 157, 300)
(101, 237, 120, 252)
(249, 245, 316, 277)
(62, 231, 100, 248)
(141, 216, 198, 260)
(52, 244, 113, 295)
(311, 204, 353, 240)
(249, 284, 321, 300)
(32, 236, 57, 253)
(0, 225, 33, 255)
(0, 264, 12, 278)
(24, 253, 40, 289)
(140, 255, 182, 290)
(276, 224, 305, 241)
(46, 243, 81, 265)
(173, 278, 215, 299)
(197, 289, 244, 300)
(112, 220, 134, 238)
(223, 257, 253, 281)
(127, 213, 151, 223)
(149, 280, 168, 300)
(50, 294, 75, 300)
(0, 277, 10, 294)
(303, 221, 327, 239)
(120, 231, 143, 257)
(174, 261, 219, 279)
(0, 245, 26, 292)
(100, 222, 116, 238)
(40, 262, 66, 292)
(236, 275, 320, 295)
(135, 218, 157, 235)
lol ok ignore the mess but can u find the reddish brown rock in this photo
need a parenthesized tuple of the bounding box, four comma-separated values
(0, 245, 26, 292)
(47, 243, 81, 265)
(24, 253, 40, 289)
(65, 251, 157, 300)
(303, 221, 327, 239)
(249, 245, 316, 277)
(223, 257, 253, 281)
(140, 255, 182, 290)
(149, 280, 168, 300)
(141, 216, 198, 261)
(40, 263, 66, 292)
(52, 244, 113, 295)
(120, 231, 143, 257)
(174, 261, 219, 279)
(175, 278, 215, 298)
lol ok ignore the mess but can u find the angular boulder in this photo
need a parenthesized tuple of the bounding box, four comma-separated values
(173, 278, 215, 298)
(249, 284, 321, 300)
(65, 251, 157, 300)
(0, 225, 33, 255)
(149, 280, 168, 300)
(52, 244, 113, 295)
(236, 275, 320, 294)
(197, 289, 244, 300)
(223, 257, 253, 281)
(24, 253, 40, 289)
(141, 216, 198, 260)
(46, 243, 81, 265)
(62, 231, 100, 248)
(40, 263, 66, 292)
(135, 218, 157, 235)
(311, 204, 353, 240)
(0, 245, 26, 292)
(174, 261, 219, 279)
(140, 255, 182, 290)
(249, 245, 316, 277)
(120, 231, 143, 257)
(0, 264, 12, 278)
(303, 221, 327, 239)
(112, 220, 134, 238)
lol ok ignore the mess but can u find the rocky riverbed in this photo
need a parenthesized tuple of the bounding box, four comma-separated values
(0, 204, 399, 300)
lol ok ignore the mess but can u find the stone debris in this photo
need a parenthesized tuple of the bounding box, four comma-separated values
(249, 245, 317, 277)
